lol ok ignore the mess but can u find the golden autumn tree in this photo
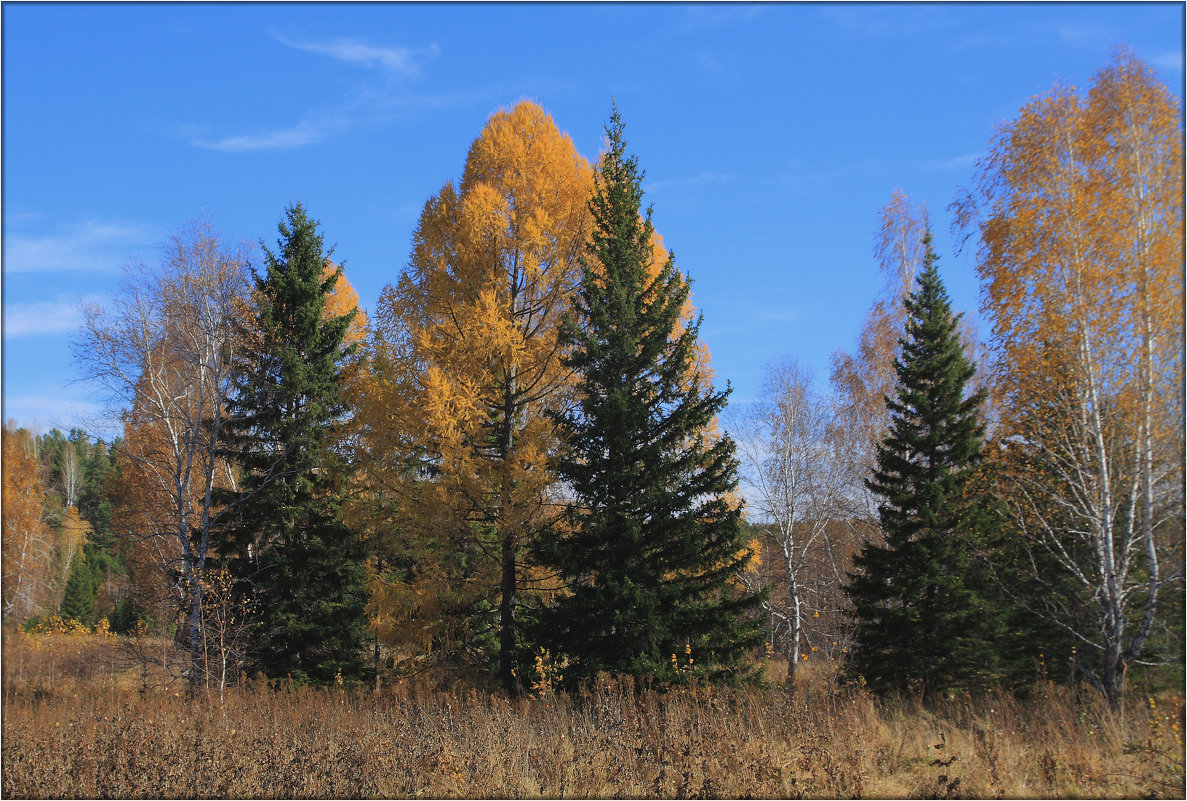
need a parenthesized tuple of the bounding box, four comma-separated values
(110, 370, 239, 634)
(2, 422, 55, 621)
(352, 101, 594, 689)
(955, 49, 1184, 710)
(3, 423, 99, 624)
(323, 260, 369, 350)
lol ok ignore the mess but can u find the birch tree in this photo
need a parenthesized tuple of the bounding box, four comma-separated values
(733, 360, 852, 682)
(957, 49, 1184, 709)
(75, 219, 250, 689)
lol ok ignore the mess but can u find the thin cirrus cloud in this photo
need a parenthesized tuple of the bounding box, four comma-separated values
(770, 151, 982, 191)
(918, 152, 982, 171)
(1149, 50, 1184, 72)
(3, 219, 157, 274)
(272, 32, 436, 76)
(0, 392, 105, 436)
(192, 115, 353, 153)
(683, 5, 763, 31)
(3, 295, 108, 337)
(4, 299, 81, 336)
(189, 33, 439, 153)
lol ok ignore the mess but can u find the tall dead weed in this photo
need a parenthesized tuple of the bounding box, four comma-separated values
(2, 640, 1183, 798)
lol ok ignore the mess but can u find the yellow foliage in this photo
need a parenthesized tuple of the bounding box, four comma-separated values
(2, 423, 53, 621)
(959, 51, 1183, 696)
(966, 50, 1182, 464)
(349, 100, 594, 655)
(347, 101, 731, 661)
(322, 260, 368, 349)
(26, 614, 92, 637)
(743, 536, 763, 572)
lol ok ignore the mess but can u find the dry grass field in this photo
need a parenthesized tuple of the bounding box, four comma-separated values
(2, 627, 1183, 799)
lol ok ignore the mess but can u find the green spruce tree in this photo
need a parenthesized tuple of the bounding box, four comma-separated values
(60, 553, 96, 624)
(220, 203, 367, 685)
(844, 235, 1004, 696)
(536, 108, 764, 686)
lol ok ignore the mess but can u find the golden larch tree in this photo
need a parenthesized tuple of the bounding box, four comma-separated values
(323, 260, 369, 350)
(352, 100, 594, 689)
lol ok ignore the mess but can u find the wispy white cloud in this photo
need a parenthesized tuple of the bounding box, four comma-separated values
(820, 9, 1105, 55)
(1056, 23, 1111, 48)
(3, 295, 106, 336)
(191, 115, 352, 153)
(273, 32, 438, 76)
(753, 306, 799, 324)
(189, 85, 492, 153)
(770, 150, 981, 192)
(3, 219, 157, 273)
(948, 28, 1038, 52)
(0, 393, 106, 436)
(817, 6, 952, 41)
(728, 300, 799, 325)
(699, 298, 800, 343)
(189, 33, 443, 153)
(918, 152, 982, 171)
(5, 301, 81, 337)
(1149, 50, 1184, 72)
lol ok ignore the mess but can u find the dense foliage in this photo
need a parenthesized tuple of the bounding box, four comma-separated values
(844, 237, 1005, 695)
(217, 203, 368, 685)
(535, 108, 764, 685)
(5, 51, 1178, 706)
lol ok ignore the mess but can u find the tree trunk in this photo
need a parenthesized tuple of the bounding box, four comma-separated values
(374, 636, 382, 691)
(499, 532, 517, 694)
(786, 539, 801, 687)
(788, 581, 802, 686)
(187, 574, 204, 692)
(497, 376, 518, 695)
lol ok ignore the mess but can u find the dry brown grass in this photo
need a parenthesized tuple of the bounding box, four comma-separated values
(2, 632, 1183, 799)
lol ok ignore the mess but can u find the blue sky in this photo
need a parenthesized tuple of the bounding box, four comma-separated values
(3, 2, 1183, 439)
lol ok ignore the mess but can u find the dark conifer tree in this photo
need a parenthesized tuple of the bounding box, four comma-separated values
(536, 109, 764, 686)
(60, 554, 96, 624)
(844, 236, 1004, 695)
(220, 203, 366, 685)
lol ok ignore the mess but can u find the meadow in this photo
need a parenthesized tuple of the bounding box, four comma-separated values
(2, 627, 1183, 799)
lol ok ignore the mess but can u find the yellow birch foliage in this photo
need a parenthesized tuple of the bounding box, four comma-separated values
(2, 423, 53, 621)
(957, 49, 1183, 703)
(966, 50, 1182, 442)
